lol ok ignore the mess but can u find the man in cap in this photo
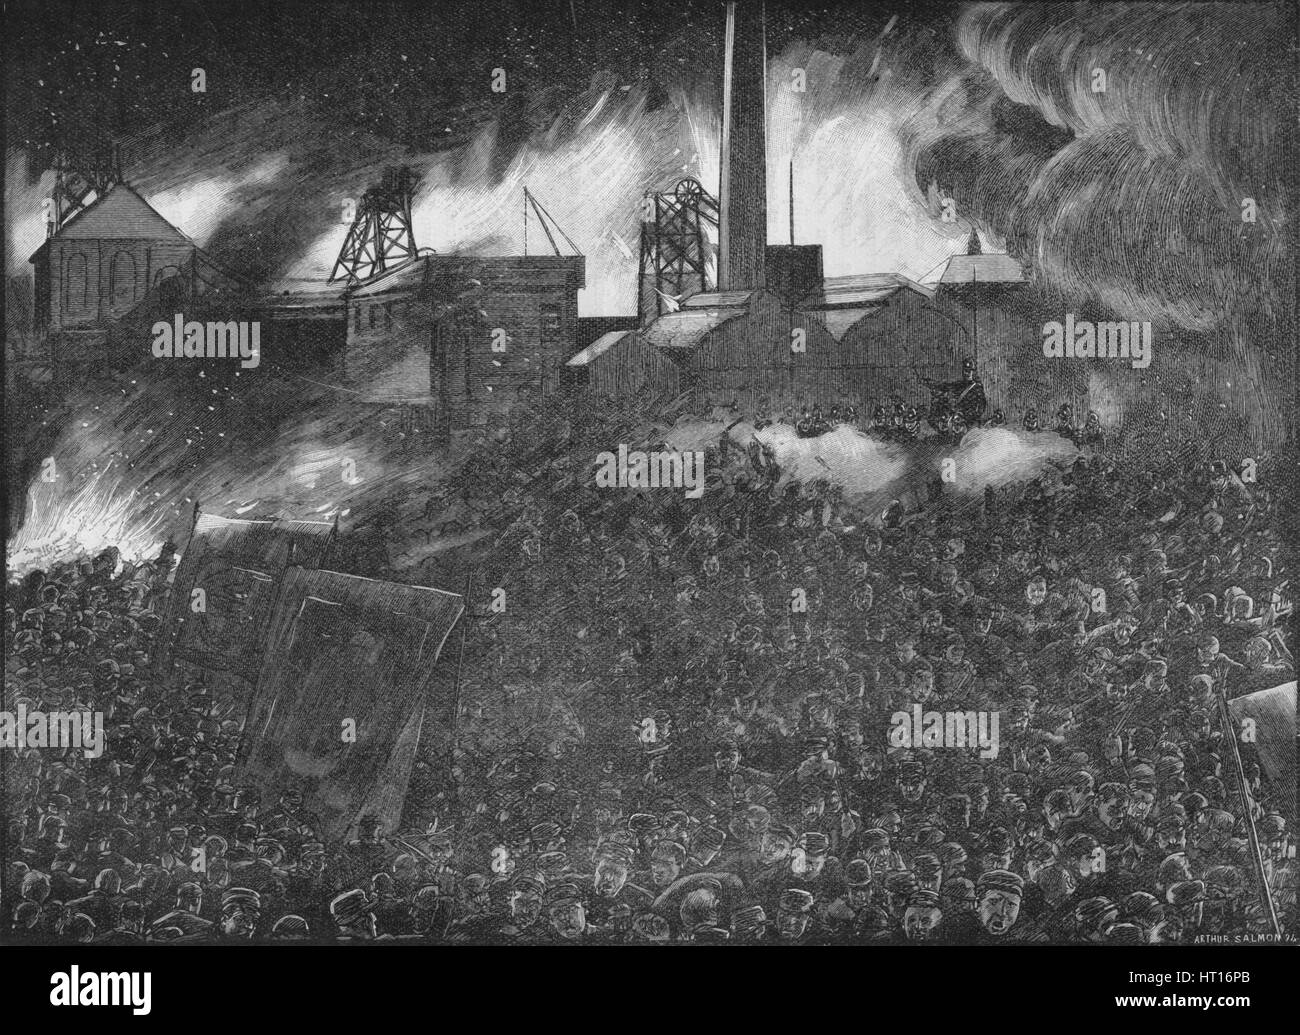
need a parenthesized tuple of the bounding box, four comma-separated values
(937, 877, 980, 943)
(216, 887, 262, 941)
(1072, 896, 1120, 943)
(690, 738, 774, 805)
(502, 872, 548, 942)
(148, 881, 213, 939)
(676, 880, 730, 943)
(881, 869, 919, 935)
(730, 903, 769, 943)
(545, 880, 594, 942)
(975, 870, 1024, 942)
(586, 842, 653, 925)
(902, 889, 944, 942)
(328, 888, 377, 942)
(1166, 880, 1206, 939)
(771, 887, 818, 943)
(822, 857, 879, 938)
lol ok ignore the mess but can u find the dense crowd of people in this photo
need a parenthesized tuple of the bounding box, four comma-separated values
(4, 400, 1295, 944)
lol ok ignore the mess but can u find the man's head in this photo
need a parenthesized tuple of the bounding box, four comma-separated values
(776, 888, 815, 941)
(220, 888, 262, 939)
(800, 783, 827, 820)
(761, 825, 797, 866)
(176, 881, 203, 913)
(546, 882, 588, 941)
(714, 739, 741, 774)
(593, 845, 633, 899)
(1067, 771, 1095, 813)
(1023, 840, 1057, 884)
(630, 911, 671, 943)
(978, 828, 1014, 873)
(1156, 815, 1187, 852)
(884, 871, 919, 920)
(679, 883, 722, 934)
(796, 833, 830, 878)
(903, 890, 943, 942)
(1066, 834, 1105, 878)
(1097, 783, 1130, 831)
(649, 840, 686, 889)
(509, 874, 546, 925)
(898, 762, 927, 804)
(976, 870, 1023, 938)
(844, 858, 873, 911)
(941, 877, 977, 915)
(1167, 880, 1206, 929)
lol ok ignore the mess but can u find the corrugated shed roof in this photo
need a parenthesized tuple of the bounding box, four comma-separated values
(643, 308, 747, 350)
(567, 330, 632, 367)
(45, 184, 192, 244)
(939, 253, 1025, 284)
(801, 273, 933, 308)
(680, 289, 754, 309)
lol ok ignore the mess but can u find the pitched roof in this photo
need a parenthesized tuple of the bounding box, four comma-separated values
(45, 183, 193, 245)
(642, 307, 747, 351)
(938, 253, 1025, 284)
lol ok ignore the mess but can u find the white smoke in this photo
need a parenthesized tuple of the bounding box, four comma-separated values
(942, 425, 1079, 492)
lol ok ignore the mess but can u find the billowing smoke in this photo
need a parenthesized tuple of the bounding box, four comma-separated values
(898, 4, 1295, 361)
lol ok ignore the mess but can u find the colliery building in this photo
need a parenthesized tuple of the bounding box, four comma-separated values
(343, 253, 584, 434)
(29, 182, 240, 344)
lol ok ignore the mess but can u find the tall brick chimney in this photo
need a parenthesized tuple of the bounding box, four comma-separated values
(718, 0, 767, 291)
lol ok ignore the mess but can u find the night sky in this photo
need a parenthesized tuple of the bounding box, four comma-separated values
(5, 0, 958, 179)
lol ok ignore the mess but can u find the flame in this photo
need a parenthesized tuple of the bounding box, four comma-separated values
(8, 460, 170, 575)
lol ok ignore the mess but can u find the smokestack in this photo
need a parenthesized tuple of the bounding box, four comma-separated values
(718, 0, 767, 291)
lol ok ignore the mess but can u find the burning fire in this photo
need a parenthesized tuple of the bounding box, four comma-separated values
(8, 460, 170, 575)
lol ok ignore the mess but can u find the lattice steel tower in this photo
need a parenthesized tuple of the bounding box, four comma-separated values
(637, 177, 719, 323)
(330, 166, 422, 283)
